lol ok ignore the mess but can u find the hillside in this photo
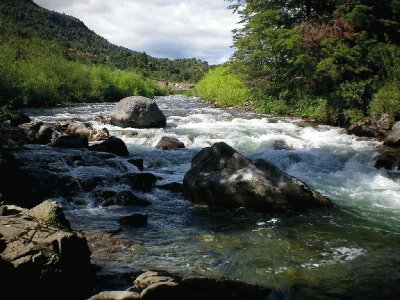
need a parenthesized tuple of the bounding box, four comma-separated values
(0, 0, 209, 83)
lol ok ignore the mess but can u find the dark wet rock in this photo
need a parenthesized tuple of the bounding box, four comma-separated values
(52, 134, 89, 148)
(0, 122, 28, 145)
(156, 136, 185, 150)
(183, 142, 332, 212)
(57, 175, 81, 196)
(158, 182, 183, 193)
(115, 191, 151, 206)
(119, 213, 148, 227)
(9, 112, 31, 126)
(384, 121, 400, 147)
(128, 158, 144, 171)
(346, 114, 392, 139)
(101, 190, 151, 207)
(120, 172, 157, 192)
(81, 176, 108, 192)
(0, 203, 93, 299)
(90, 136, 129, 157)
(110, 96, 166, 128)
(374, 149, 400, 170)
(19, 121, 54, 144)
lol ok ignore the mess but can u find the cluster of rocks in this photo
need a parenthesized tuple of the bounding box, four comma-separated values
(346, 114, 400, 171)
(90, 270, 275, 300)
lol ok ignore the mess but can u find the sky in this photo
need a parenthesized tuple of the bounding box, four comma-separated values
(33, 0, 240, 64)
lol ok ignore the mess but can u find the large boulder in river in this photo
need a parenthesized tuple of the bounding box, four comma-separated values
(384, 121, 400, 147)
(156, 136, 185, 150)
(183, 142, 331, 212)
(0, 202, 93, 299)
(110, 96, 166, 128)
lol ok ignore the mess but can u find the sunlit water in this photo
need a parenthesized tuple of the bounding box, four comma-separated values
(24, 96, 400, 298)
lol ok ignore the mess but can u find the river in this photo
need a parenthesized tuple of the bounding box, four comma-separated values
(23, 95, 400, 298)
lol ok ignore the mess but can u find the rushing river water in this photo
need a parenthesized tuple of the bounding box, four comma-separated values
(24, 95, 400, 298)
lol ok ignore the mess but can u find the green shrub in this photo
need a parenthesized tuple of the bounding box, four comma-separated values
(193, 66, 250, 107)
(369, 82, 400, 120)
(293, 97, 329, 122)
(254, 97, 290, 116)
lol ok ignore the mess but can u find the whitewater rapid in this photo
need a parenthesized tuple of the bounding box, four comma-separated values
(23, 95, 400, 298)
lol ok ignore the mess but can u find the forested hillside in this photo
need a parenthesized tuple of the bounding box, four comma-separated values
(195, 0, 400, 125)
(0, 0, 209, 83)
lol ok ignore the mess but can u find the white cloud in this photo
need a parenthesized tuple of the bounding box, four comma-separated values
(33, 0, 240, 64)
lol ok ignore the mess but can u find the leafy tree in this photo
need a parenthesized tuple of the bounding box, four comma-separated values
(228, 0, 400, 123)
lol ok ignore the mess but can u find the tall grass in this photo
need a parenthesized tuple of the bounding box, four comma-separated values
(0, 37, 167, 107)
(192, 66, 250, 107)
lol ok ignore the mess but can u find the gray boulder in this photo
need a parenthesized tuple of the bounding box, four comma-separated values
(183, 142, 331, 212)
(52, 134, 89, 148)
(110, 96, 166, 128)
(384, 121, 400, 147)
(0, 203, 93, 299)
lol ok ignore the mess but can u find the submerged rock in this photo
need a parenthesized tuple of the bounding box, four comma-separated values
(119, 213, 148, 227)
(156, 136, 185, 150)
(183, 142, 331, 212)
(110, 96, 166, 128)
(0, 202, 93, 299)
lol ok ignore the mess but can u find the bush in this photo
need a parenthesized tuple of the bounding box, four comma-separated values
(293, 97, 329, 122)
(369, 82, 400, 121)
(193, 66, 250, 107)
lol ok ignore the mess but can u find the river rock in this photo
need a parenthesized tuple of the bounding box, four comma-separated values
(27, 199, 71, 229)
(89, 291, 140, 300)
(110, 96, 166, 128)
(52, 134, 89, 148)
(90, 136, 129, 156)
(156, 136, 185, 150)
(9, 111, 31, 126)
(19, 120, 54, 144)
(374, 149, 400, 170)
(128, 158, 144, 171)
(384, 121, 400, 147)
(0, 203, 93, 299)
(119, 213, 148, 227)
(183, 142, 331, 212)
(128, 270, 271, 300)
(120, 172, 158, 192)
(346, 114, 392, 139)
(66, 121, 110, 142)
(101, 190, 151, 206)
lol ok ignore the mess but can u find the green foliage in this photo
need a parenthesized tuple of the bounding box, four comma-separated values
(293, 98, 329, 122)
(228, 0, 400, 123)
(0, 0, 209, 83)
(0, 37, 167, 107)
(193, 66, 250, 107)
(369, 81, 400, 120)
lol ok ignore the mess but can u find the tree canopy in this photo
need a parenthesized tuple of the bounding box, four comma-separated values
(228, 0, 400, 123)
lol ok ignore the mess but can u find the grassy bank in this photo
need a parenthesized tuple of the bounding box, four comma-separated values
(193, 66, 400, 125)
(0, 38, 167, 107)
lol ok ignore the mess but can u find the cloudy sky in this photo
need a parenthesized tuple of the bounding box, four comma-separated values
(33, 0, 240, 64)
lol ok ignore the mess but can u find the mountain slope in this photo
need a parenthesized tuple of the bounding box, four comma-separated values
(0, 0, 209, 82)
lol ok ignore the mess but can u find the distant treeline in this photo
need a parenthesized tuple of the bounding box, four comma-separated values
(194, 0, 400, 125)
(0, 0, 209, 84)
(0, 37, 167, 107)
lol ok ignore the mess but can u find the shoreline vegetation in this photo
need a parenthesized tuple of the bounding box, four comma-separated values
(192, 1, 400, 128)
